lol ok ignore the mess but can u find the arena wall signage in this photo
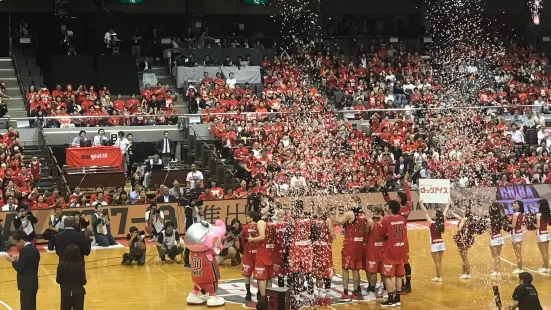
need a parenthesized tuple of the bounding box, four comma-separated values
(0, 184, 547, 242)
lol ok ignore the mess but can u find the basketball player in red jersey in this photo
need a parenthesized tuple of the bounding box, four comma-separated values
(336, 196, 367, 301)
(286, 200, 315, 307)
(381, 173, 412, 293)
(364, 204, 385, 301)
(242, 211, 260, 301)
(272, 206, 288, 288)
(378, 200, 408, 307)
(247, 205, 274, 304)
(312, 205, 336, 306)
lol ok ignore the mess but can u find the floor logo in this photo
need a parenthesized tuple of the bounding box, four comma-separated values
(216, 275, 371, 307)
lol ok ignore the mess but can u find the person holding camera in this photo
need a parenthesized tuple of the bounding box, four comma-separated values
(509, 272, 543, 310)
(56, 244, 86, 310)
(46, 206, 66, 251)
(156, 221, 183, 263)
(73, 211, 90, 235)
(13, 206, 38, 246)
(145, 203, 165, 242)
(215, 218, 242, 265)
(91, 205, 116, 247)
(122, 226, 146, 265)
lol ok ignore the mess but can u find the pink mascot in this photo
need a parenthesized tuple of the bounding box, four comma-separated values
(184, 220, 226, 306)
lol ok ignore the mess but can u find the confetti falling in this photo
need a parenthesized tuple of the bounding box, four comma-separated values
(531, 0, 543, 25)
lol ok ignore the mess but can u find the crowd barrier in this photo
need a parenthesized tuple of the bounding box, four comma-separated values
(0, 184, 546, 242)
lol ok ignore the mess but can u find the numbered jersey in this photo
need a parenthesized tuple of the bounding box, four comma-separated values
(342, 214, 367, 260)
(190, 251, 220, 284)
(381, 214, 407, 263)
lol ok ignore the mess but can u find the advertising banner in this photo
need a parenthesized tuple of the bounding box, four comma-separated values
(419, 179, 451, 203)
(66, 146, 122, 168)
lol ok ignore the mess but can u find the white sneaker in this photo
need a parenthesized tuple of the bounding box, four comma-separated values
(490, 272, 501, 277)
(431, 277, 442, 282)
(512, 269, 524, 274)
(459, 274, 471, 279)
(537, 268, 550, 274)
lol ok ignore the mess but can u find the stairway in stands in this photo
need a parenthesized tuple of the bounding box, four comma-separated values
(23, 144, 63, 195)
(0, 58, 27, 119)
(142, 65, 187, 112)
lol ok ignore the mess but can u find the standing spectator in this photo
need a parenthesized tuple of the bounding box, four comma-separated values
(56, 244, 86, 310)
(13, 207, 38, 246)
(186, 164, 204, 188)
(156, 131, 174, 163)
(147, 28, 161, 66)
(130, 27, 142, 57)
(29, 156, 40, 182)
(54, 217, 91, 263)
(4, 231, 40, 310)
(114, 131, 130, 177)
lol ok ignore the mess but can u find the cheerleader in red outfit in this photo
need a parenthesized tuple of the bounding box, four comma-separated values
(536, 199, 550, 274)
(510, 200, 525, 274)
(420, 200, 449, 282)
(450, 205, 476, 279)
(488, 202, 508, 277)
(364, 204, 385, 300)
(311, 206, 335, 306)
(241, 211, 260, 301)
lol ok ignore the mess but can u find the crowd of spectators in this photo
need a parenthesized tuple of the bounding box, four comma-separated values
(197, 41, 551, 196)
(0, 126, 43, 211)
(25, 82, 179, 128)
(12, 39, 551, 204)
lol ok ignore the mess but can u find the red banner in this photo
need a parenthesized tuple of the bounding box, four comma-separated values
(66, 146, 122, 168)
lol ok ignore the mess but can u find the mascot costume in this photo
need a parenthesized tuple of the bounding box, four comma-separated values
(184, 220, 227, 306)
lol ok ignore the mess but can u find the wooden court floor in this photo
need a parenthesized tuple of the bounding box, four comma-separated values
(1, 225, 551, 310)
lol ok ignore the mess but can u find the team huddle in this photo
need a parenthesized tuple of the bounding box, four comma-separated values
(240, 182, 413, 308)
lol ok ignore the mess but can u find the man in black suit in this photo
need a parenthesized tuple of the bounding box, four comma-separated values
(5, 231, 40, 310)
(156, 186, 177, 203)
(155, 131, 174, 164)
(54, 217, 92, 262)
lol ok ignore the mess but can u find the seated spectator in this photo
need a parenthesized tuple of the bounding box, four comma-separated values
(2, 195, 18, 211)
(92, 128, 109, 146)
(156, 186, 177, 203)
(91, 192, 108, 207)
(169, 180, 185, 200)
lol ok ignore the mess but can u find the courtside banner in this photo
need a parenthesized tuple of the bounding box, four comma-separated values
(1, 184, 547, 242)
(419, 179, 451, 203)
(66, 146, 122, 168)
(0, 203, 183, 243)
